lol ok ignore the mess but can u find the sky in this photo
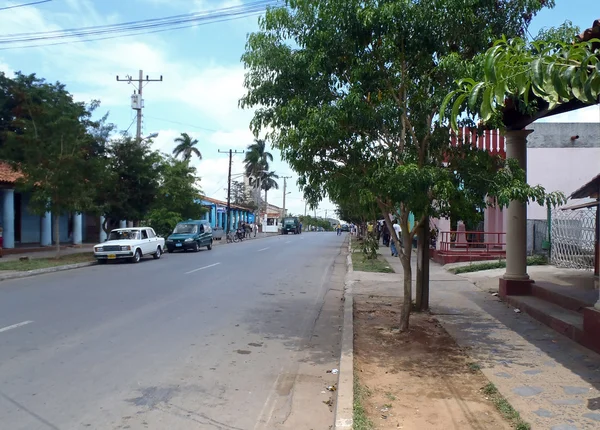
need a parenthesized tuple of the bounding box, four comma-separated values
(0, 0, 597, 220)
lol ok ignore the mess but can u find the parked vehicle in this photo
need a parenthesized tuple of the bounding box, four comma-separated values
(281, 216, 301, 234)
(94, 227, 165, 263)
(341, 224, 350, 232)
(166, 220, 213, 253)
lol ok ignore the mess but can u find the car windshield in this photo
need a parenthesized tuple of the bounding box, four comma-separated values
(284, 218, 295, 224)
(108, 230, 140, 241)
(173, 223, 198, 234)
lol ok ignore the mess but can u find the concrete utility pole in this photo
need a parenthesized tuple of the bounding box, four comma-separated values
(116, 70, 163, 142)
(219, 149, 244, 234)
(281, 176, 292, 218)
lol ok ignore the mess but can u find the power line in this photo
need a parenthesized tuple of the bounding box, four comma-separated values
(0, 1, 279, 48)
(0, 0, 51, 11)
(144, 115, 219, 133)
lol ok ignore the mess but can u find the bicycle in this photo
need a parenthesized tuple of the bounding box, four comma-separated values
(226, 231, 239, 243)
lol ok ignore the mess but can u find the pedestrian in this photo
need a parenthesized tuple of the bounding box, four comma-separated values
(336, 223, 341, 236)
(253, 222, 258, 237)
(390, 219, 401, 257)
(382, 224, 390, 247)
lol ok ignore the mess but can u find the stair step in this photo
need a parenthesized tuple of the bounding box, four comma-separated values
(504, 295, 584, 341)
(532, 282, 596, 313)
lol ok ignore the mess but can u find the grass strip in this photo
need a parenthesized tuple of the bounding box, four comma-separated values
(482, 382, 531, 430)
(0, 253, 95, 271)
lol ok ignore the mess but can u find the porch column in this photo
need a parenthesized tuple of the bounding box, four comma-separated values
(500, 129, 533, 296)
(41, 212, 52, 246)
(99, 216, 107, 242)
(73, 213, 82, 245)
(2, 189, 15, 249)
(119, 220, 127, 228)
(211, 206, 217, 228)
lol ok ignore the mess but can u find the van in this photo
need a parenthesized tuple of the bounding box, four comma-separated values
(281, 216, 301, 234)
(166, 219, 213, 252)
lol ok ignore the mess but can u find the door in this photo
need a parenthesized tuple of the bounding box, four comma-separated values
(198, 224, 206, 245)
(140, 229, 153, 254)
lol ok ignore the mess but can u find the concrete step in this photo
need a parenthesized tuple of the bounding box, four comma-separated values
(531, 281, 596, 314)
(504, 295, 584, 341)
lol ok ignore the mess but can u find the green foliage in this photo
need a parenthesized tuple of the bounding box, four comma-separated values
(298, 214, 333, 231)
(360, 235, 379, 260)
(1, 72, 109, 218)
(172, 132, 202, 162)
(230, 180, 256, 209)
(99, 135, 163, 227)
(444, 29, 600, 128)
(146, 207, 183, 238)
(450, 255, 548, 274)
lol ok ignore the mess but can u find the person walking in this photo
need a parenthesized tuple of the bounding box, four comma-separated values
(336, 223, 341, 236)
(390, 219, 401, 257)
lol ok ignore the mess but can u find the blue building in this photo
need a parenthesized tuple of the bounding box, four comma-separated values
(198, 196, 254, 230)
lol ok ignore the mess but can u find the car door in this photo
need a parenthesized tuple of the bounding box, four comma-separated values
(198, 224, 206, 245)
(140, 229, 153, 254)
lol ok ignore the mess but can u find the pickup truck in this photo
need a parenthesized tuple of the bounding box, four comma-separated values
(94, 227, 165, 264)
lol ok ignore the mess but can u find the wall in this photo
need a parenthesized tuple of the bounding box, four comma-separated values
(526, 123, 600, 220)
(20, 193, 41, 244)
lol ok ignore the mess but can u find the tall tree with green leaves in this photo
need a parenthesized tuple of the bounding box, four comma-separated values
(260, 170, 279, 215)
(98, 134, 163, 232)
(241, 0, 560, 330)
(146, 155, 206, 236)
(172, 132, 202, 162)
(1, 72, 110, 256)
(244, 138, 274, 208)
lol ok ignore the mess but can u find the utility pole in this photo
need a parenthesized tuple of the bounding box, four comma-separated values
(281, 176, 292, 218)
(219, 149, 244, 234)
(116, 69, 163, 142)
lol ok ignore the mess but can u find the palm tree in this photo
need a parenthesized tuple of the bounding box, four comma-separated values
(260, 170, 279, 218)
(244, 139, 273, 183)
(173, 132, 202, 162)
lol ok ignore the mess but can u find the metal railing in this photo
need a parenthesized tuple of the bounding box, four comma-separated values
(439, 230, 506, 255)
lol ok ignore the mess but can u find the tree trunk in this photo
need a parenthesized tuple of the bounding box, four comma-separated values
(415, 219, 430, 311)
(399, 226, 412, 331)
(53, 212, 60, 258)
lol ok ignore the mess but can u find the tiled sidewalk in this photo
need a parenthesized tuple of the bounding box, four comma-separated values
(376, 250, 600, 430)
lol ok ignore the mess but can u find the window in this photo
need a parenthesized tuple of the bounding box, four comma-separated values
(147, 229, 156, 238)
(142, 230, 149, 239)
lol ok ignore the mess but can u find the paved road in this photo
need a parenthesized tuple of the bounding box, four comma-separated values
(0, 232, 347, 430)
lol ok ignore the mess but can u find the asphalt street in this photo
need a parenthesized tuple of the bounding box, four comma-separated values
(0, 232, 347, 430)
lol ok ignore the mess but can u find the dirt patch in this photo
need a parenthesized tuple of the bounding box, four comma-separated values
(354, 296, 512, 430)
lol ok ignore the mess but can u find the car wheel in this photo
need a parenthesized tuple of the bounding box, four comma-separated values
(153, 246, 162, 259)
(207, 240, 212, 250)
(131, 249, 142, 263)
(193, 242, 200, 252)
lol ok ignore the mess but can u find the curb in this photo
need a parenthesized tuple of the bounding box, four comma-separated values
(0, 261, 96, 282)
(334, 238, 354, 429)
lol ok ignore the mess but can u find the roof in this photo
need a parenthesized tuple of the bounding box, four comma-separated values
(0, 162, 23, 184)
(577, 18, 600, 51)
(570, 173, 600, 199)
(200, 196, 253, 211)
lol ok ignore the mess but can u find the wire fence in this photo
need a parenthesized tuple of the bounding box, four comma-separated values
(551, 206, 597, 270)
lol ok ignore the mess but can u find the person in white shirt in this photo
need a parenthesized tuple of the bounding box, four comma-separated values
(390, 220, 401, 257)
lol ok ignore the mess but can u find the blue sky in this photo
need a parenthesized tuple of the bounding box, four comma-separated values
(0, 0, 597, 218)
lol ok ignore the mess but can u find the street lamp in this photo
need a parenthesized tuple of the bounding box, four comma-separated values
(141, 132, 159, 142)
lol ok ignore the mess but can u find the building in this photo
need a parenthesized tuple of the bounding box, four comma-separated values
(198, 196, 254, 230)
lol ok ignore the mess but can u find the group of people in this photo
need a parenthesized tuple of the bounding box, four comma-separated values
(375, 220, 402, 257)
(236, 221, 258, 240)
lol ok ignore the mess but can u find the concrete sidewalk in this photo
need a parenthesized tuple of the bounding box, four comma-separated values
(370, 250, 600, 430)
(0, 245, 94, 262)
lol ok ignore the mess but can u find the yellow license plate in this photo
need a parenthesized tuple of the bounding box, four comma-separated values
(107, 254, 116, 260)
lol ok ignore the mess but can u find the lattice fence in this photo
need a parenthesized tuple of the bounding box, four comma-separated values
(551, 206, 597, 270)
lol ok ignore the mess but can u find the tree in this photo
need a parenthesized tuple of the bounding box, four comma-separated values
(241, 0, 558, 330)
(229, 180, 256, 208)
(172, 132, 202, 162)
(146, 155, 206, 236)
(98, 134, 163, 232)
(443, 22, 599, 130)
(244, 139, 274, 208)
(260, 170, 279, 215)
(1, 72, 109, 256)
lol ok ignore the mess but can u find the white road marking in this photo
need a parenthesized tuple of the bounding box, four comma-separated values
(0, 320, 34, 333)
(257, 247, 270, 252)
(185, 263, 220, 275)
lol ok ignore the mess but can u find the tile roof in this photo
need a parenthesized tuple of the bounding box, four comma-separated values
(201, 195, 253, 211)
(0, 162, 22, 184)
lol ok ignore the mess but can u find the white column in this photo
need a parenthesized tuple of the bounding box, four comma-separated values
(2, 189, 15, 249)
(119, 220, 127, 228)
(99, 216, 107, 242)
(73, 213, 82, 245)
(41, 212, 52, 246)
(502, 129, 533, 281)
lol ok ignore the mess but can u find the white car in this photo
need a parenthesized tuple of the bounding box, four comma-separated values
(94, 227, 165, 264)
